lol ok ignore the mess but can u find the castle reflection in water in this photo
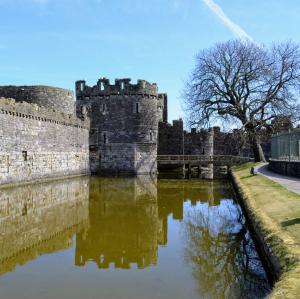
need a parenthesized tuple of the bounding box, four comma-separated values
(0, 177, 89, 276)
(0, 176, 232, 273)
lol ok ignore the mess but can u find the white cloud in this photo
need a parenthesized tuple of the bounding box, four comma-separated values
(202, 0, 254, 42)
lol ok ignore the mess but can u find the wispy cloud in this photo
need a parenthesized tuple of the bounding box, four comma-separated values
(202, 0, 254, 42)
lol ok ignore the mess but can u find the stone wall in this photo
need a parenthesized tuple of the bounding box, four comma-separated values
(158, 121, 242, 156)
(0, 97, 90, 186)
(158, 93, 168, 123)
(269, 160, 300, 178)
(0, 85, 75, 115)
(158, 119, 184, 155)
(135, 143, 157, 174)
(0, 177, 89, 276)
(76, 77, 163, 175)
(212, 127, 241, 156)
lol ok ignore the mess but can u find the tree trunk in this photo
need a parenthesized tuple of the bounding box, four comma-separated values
(249, 134, 266, 162)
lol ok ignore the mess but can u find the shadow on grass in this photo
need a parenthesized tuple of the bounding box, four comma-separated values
(241, 174, 254, 179)
(281, 218, 300, 227)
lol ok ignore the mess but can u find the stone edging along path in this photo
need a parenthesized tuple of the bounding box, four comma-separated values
(231, 163, 300, 299)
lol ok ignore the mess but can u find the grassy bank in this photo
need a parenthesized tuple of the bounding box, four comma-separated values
(231, 163, 300, 299)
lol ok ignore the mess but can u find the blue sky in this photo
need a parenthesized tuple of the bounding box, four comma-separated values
(0, 0, 299, 122)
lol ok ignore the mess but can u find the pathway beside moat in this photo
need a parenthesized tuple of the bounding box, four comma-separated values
(255, 163, 300, 195)
(231, 163, 300, 299)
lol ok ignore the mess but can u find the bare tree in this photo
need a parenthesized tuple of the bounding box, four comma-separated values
(184, 40, 300, 161)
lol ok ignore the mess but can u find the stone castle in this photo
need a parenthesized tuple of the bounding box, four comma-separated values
(75, 78, 167, 175)
(0, 85, 90, 186)
(0, 76, 237, 186)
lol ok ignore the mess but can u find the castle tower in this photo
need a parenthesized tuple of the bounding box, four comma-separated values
(75, 77, 166, 175)
(204, 128, 214, 157)
(204, 128, 214, 179)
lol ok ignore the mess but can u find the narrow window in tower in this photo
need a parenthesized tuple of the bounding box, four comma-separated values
(80, 105, 86, 115)
(102, 104, 106, 113)
(99, 82, 104, 91)
(22, 151, 28, 161)
(121, 82, 125, 90)
(80, 82, 84, 91)
(150, 131, 153, 141)
(135, 102, 140, 113)
(103, 133, 107, 144)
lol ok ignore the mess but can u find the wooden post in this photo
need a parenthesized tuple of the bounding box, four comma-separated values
(198, 165, 201, 178)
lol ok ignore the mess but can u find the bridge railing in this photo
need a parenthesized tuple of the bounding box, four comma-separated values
(157, 155, 254, 163)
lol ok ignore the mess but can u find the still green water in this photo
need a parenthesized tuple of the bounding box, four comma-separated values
(0, 176, 270, 299)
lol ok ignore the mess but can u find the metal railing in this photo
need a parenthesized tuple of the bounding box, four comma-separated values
(271, 129, 300, 162)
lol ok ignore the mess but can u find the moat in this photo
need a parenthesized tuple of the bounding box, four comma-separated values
(0, 176, 271, 299)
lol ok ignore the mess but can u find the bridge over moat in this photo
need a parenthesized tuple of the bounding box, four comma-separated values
(157, 155, 254, 179)
(157, 155, 253, 166)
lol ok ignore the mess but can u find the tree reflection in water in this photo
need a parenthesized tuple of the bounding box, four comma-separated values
(183, 193, 271, 299)
(0, 177, 271, 299)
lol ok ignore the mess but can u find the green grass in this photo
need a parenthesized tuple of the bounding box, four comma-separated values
(232, 163, 300, 299)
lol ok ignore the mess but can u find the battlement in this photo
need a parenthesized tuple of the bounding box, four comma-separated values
(76, 78, 158, 97)
(0, 85, 75, 115)
(0, 97, 89, 129)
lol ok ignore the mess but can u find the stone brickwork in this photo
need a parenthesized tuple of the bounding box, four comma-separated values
(158, 121, 243, 179)
(76, 77, 165, 175)
(0, 85, 75, 115)
(0, 176, 89, 275)
(0, 97, 90, 186)
(158, 119, 184, 155)
(158, 120, 241, 156)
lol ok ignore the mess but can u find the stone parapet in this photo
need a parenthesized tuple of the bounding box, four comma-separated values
(0, 85, 75, 114)
(76, 78, 158, 98)
(0, 97, 89, 129)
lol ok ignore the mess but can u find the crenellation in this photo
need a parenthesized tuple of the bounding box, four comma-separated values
(0, 85, 75, 115)
(76, 76, 164, 175)
(0, 77, 170, 182)
(0, 97, 89, 129)
(76, 78, 159, 98)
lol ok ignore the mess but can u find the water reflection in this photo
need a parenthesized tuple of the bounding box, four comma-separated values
(0, 176, 270, 299)
(0, 177, 89, 275)
(157, 180, 270, 298)
(183, 197, 270, 298)
(75, 176, 162, 269)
